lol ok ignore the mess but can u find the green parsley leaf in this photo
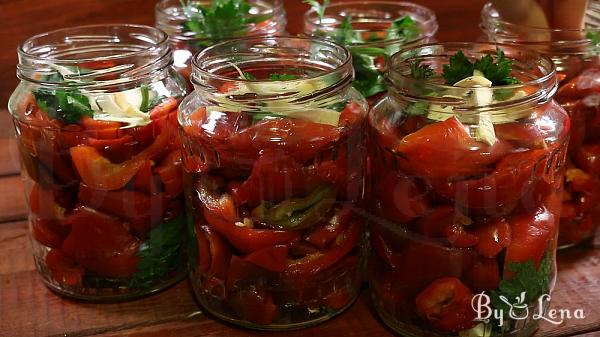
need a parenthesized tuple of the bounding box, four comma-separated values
(181, 0, 256, 45)
(269, 73, 300, 81)
(404, 102, 430, 116)
(587, 31, 600, 55)
(442, 48, 520, 86)
(33, 77, 94, 124)
(304, 0, 330, 24)
(490, 252, 553, 319)
(242, 71, 257, 80)
(442, 50, 474, 85)
(410, 61, 435, 80)
(351, 51, 386, 98)
(129, 214, 186, 288)
(332, 16, 362, 45)
(387, 15, 419, 42)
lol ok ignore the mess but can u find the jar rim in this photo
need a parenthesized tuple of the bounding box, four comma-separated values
(388, 42, 558, 111)
(18, 24, 169, 63)
(191, 35, 352, 84)
(303, 0, 438, 47)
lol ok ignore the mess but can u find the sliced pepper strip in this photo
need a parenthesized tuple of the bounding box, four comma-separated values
(251, 185, 336, 230)
(70, 129, 170, 190)
(283, 219, 362, 279)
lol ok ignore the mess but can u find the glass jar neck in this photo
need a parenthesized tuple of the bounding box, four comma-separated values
(387, 43, 558, 120)
(17, 24, 172, 91)
(189, 36, 354, 112)
(303, 1, 438, 49)
(481, 1, 600, 56)
(155, 0, 286, 46)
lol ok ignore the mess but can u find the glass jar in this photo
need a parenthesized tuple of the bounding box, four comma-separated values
(179, 36, 368, 329)
(481, 1, 600, 248)
(368, 43, 569, 336)
(8, 24, 188, 301)
(303, 1, 438, 106)
(155, 0, 286, 88)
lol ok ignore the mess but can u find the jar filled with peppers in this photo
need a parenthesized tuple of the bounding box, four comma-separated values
(8, 25, 188, 300)
(179, 36, 368, 329)
(155, 0, 286, 87)
(481, 0, 600, 248)
(303, 0, 438, 106)
(368, 43, 569, 336)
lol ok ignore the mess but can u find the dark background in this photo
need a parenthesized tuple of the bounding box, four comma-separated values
(0, 0, 486, 107)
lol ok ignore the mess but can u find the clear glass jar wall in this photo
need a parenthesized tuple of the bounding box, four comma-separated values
(155, 0, 286, 87)
(303, 1, 438, 105)
(8, 24, 188, 301)
(368, 43, 569, 336)
(178, 36, 368, 330)
(481, 1, 600, 248)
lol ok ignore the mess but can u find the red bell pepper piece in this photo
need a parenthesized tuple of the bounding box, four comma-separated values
(556, 69, 600, 102)
(470, 218, 511, 258)
(131, 160, 161, 195)
(415, 207, 479, 248)
(304, 206, 353, 249)
(415, 277, 477, 333)
(371, 166, 429, 223)
(195, 222, 212, 274)
(245, 245, 289, 273)
(196, 224, 232, 280)
(155, 150, 183, 199)
(228, 118, 341, 163)
(149, 97, 178, 120)
(29, 183, 69, 220)
(230, 150, 321, 207)
(70, 129, 170, 190)
(80, 117, 122, 140)
(87, 134, 137, 163)
(78, 183, 166, 236)
(465, 257, 500, 293)
(31, 218, 68, 249)
(392, 116, 513, 180)
(574, 143, 600, 175)
(204, 209, 300, 254)
(432, 149, 546, 215)
(505, 206, 555, 268)
(229, 288, 279, 325)
(45, 249, 85, 287)
(225, 255, 280, 291)
(61, 206, 141, 278)
(323, 288, 353, 310)
(283, 219, 362, 280)
(195, 176, 238, 222)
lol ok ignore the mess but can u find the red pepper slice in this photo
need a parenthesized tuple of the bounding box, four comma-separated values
(229, 288, 279, 325)
(283, 219, 362, 280)
(505, 206, 555, 268)
(415, 207, 479, 248)
(432, 149, 546, 215)
(392, 116, 513, 180)
(323, 288, 353, 310)
(131, 161, 161, 195)
(556, 69, 600, 102)
(304, 206, 352, 249)
(196, 224, 232, 279)
(194, 175, 238, 222)
(244, 245, 289, 273)
(230, 150, 321, 207)
(415, 277, 476, 333)
(574, 143, 600, 175)
(45, 249, 85, 287)
(80, 117, 123, 140)
(155, 150, 183, 199)
(225, 255, 280, 291)
(61, 206, 140, 278)
(204, 209, 300, 254)
(149, 97, 178, 120)
(78, 183, 166, 236)
(228, 118, 341, 163)
(31, 218, 68, 249)
(465, 257, 500, 293)
(371, 167, 429, 223)
(70, 129, 170, 190)
(29, 183, 69, 220)
(470, 218, 511, 258)
(87, 134, 137, 163)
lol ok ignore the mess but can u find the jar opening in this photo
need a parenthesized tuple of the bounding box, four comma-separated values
(304, 1, 438, 48)
(17, 24, 172, 89)
(388, 42, 557, 116)
(190, 36, 354, 108)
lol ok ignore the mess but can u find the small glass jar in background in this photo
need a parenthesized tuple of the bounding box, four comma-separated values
(155, 0, 286, 88)
(8, 24, 188, 301)
(303, 1, 438, 106)
(368, 43, 569, 336)
(481, 1, 600, 248)
(179, 36, 368, 329)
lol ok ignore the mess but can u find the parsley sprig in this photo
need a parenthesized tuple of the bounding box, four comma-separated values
(181, 0, 268, 47)
(442, 48, 520, 85)
(33, 72, 93, 124)
(305, 0, 421, 98)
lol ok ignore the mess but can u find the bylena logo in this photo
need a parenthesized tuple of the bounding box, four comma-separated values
(471, 292, 586, 327)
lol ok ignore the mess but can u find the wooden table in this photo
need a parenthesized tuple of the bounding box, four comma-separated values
(2, 1, 600, 336)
